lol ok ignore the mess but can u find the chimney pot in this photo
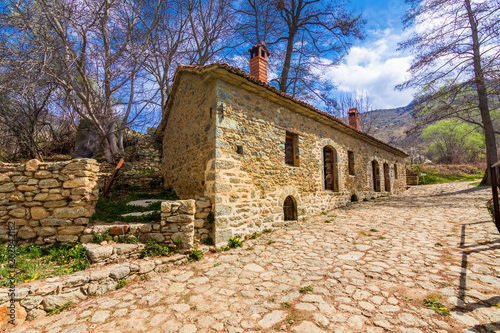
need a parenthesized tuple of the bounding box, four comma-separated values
(348, 107, 360, 131)
(247, 42, 270, 82)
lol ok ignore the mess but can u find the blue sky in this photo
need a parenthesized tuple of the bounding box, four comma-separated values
(323, 0, 416, 110)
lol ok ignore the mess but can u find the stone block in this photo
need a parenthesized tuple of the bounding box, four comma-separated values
(43, 200, 69, 208)
(25, 159, 42, 172)
(161, 201, 172, 213)
(84, 244, 113, 263)
(178, 200, 196, 214)
(166, 214, 194, 223)
(63, 178, 90, 188)
(17, 226, 37, 239)
(17, 185, 37, 191)
(31, 207, 49, 220)
(38, 227, 57, 237)
(56, 234, 78, 243)
(42, 290, 86, 310)
(21, 296, 43, 310)
(110, 266, 130, 280)
(194, 219, 205, 228)
(40, 218, 72, 226)
(8, 208, 26, 218)
(196, 200, 211, 209)
(53, 206, 86, 219)
(214, 205, 231, 216)
(0, 183, 15, 192)
(34, 193, 64, 201)
(109, 225, 129, 235)
(38, 179, 59, 189)
(58, 226, 85, 235)
(34, 171, 53, 179)
(0, 302, 27, 329)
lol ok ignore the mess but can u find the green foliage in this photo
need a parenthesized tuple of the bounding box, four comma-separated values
(123, 211, 161, 223)
(188, 249, 204, 261)
(423, 297, 450, 316)
(92, 230, 113, 244)
(489, 201, 499, 215)
(407, 164, 484, 185)
(91, 189, 178, 223)
(118, 236, 138, 244)
(0, 242, 90, 286)
(250, 231, 261, 239)
(299, 285, 313, 293)
(115, 279, 127, 289)
(207, 212, 215, 224)
(47, 302, 72, 315)
(141, 239, 170, 258)
(202, 238, 213, 245)
(422, 120, 485, 164)
(227, 236, 243, 248)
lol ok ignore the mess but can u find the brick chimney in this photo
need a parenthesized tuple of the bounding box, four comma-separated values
(348, 107, 360, 131)
(248, 42, 270, 82)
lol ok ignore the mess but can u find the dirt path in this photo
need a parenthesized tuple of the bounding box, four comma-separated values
(10, 182, 500, 333)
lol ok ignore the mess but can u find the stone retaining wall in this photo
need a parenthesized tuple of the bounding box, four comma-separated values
(0, 159, 99, 245)
(0, 253, 187, 328)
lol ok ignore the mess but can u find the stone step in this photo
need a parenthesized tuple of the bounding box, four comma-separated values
(126, 199, 167, 207)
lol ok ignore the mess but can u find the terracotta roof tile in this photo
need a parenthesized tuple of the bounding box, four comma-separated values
(176, 63, 409, 157)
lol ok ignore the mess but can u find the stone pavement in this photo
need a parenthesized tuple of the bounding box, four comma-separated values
(9, 182, 500, 332)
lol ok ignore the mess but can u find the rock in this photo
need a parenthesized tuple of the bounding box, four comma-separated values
(243, 263, 265, 272)
(34, 171, 53, 179)
(20, 296, 43, 310)
(34, 193, 64, 201)
(0, 183, 15, 192)
(56, 234, 79, 243)
(291, 321, 326, 333)
(166, 214, 195, 223)
(42, 290, 86, 310)
(31, 207, 49, 220)
(110, 266, 130, 280)
(338, 252, 365, 261)
(258, 310, 287, 329)
(0, 302, 27, 330)
(58, 226, 85, 235)
(63, 274, 90, 288)
(63, 178, 90, 188)
(40, 218, 72, 226)
(127, 199, 167, 207)
(38, 227, 57, 237)
(178, 200, 196, 214)
(38, 179, 60, 189)
(139, 261, 155, 274)
(8, 208, 26, 218)
(91, 310, 110, 323)
(53, 206, 87, 219)
(25, 159, 42, 172)
(17, 226, 37, 239)
(26, 308, 46, 321)
(109, 225, 130, 235)
(84, 244, 113, 263)
(13, 288, 29, 301)
(90, 268, 111, 281)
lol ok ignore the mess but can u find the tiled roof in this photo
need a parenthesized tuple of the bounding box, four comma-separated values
(174, 63, 409, 157)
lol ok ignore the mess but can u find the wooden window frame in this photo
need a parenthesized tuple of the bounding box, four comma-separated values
(348, 151, 355, 176)
(285, 132, 299, 167)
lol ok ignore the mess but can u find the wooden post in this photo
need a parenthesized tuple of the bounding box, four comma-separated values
(491, 163, 500, 233)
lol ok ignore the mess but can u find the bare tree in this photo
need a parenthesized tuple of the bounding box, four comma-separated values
(329, 91, 378, 134)
(398, 0, 500, 183)
(0, 0, 162, 163)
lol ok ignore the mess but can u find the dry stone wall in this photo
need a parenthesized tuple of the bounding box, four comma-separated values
(0, 159, 99, 245)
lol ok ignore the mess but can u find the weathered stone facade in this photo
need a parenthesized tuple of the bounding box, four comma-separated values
(158, 64, 408, 246)
(0, 159, 99, 245)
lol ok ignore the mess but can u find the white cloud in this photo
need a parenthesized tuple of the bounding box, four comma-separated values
(324, 29, 416, 110)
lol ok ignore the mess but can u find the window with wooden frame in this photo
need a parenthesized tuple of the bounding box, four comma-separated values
(348, 151, 355, 175)
(394, 163, 398, 179)
(285, 132, 298, 166)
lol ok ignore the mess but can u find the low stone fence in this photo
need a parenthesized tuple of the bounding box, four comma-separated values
(0, 253, 187, 327)
(0, 159, 99, 245)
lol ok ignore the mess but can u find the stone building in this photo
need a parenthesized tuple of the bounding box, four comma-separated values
(157, 42, 408, 246)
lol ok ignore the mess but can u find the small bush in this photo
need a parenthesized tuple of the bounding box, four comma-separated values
(118, 236, 138, 244)
(141, 239, 170, 258)
(299, 285, 313, 293)
(116, 279, 127, 289)
(202, 238, 214, 245)
(188, 249, 204, 261)
(47, 302, 72, 315)
(92, 230, 113, 244)
(207, 212, 215, 224)
(228, 236, 243, 249)
(423, 297, 450, 316)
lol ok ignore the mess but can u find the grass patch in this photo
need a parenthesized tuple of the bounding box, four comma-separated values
(115, 279, 127, 289)
(188, 249, 204, 261)
(140, 240, 171, 258)
(47, 302, 72, 315)
(92, 229, 113, 244)
(299, 285, 313, 293)
(91, 189, 178, 223)
(488, 201, 500, 215)
(0, 242, 90, 286)
(407, 164, 484, 185)
(423, 297, 450, 316)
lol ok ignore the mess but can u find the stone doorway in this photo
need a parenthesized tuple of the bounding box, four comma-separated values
(372, 160, 380, 192)
(284, 196, 297, 221)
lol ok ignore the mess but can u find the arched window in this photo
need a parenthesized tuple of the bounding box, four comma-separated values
(383, 163, 391, 192)
(394, 164, 398, 179)
(323, 147, 339, 192)
(283, 196, 297, 221)
(372, 160, 380, 192)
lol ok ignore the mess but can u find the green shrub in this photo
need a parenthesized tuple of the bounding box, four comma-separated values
(227, 236, 243, 248)
(92, 230, 113, 244)
(116, 279, 127, 289)
(188, 249, 204, 261)
(423, 298, 450, 316)
(118, 236, 138, 244)
(299, 285, 313, 293)
(141, 240, 170, 258)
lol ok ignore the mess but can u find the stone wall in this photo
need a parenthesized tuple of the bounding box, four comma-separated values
(157, 72, 216, 198)
(0, 253, 187, 327)
(0, 159, 99, 245)
(79, 198, 212, 248)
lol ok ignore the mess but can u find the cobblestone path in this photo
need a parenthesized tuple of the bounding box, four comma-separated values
(11, 182, 500, 332)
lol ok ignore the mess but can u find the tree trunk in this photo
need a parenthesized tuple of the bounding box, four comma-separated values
(465, 0, 498, 184)
(279, 33, 296, 93)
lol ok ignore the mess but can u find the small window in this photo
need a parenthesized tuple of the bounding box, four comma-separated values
(236, 145, 243, 155)
(285, 132, 298, 166)
(348, 151, 355, 175)
(394, 164, 398, 179)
